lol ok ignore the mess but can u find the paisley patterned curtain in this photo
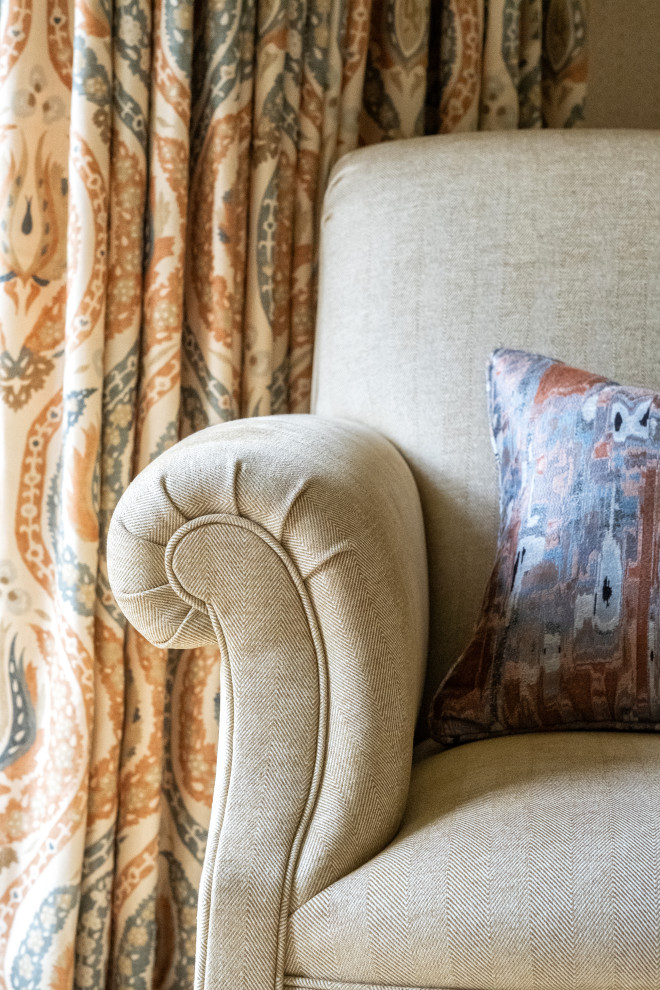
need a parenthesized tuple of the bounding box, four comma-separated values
(0, 0, 586, 986)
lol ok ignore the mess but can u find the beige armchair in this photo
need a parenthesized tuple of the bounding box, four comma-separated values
(108, 131, 660, 990)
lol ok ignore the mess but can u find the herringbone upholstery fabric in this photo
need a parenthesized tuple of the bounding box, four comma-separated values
(107, 414, 428, 990)
(313, 130, 660, 718)
(106, 133, 660, 990)
(287, 731, 660, 990)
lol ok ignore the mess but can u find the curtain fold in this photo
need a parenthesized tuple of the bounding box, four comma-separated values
(0, 0, 587, 985)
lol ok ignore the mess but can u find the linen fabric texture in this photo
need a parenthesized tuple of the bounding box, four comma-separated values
(312, 131, 660, 720)
(107, 414, 428, 990)
(431, 349, 660, 746)
(103, 132, 660, 990)
(286, 731, 660, 990)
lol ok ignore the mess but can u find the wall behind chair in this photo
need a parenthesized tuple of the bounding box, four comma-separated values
(586, 0, 660, 128)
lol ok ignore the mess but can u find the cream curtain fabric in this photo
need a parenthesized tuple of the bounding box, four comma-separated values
(0, 1, 586, 986)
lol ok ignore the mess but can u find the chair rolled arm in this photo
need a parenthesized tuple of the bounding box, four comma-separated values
(107, 414, 428, 990)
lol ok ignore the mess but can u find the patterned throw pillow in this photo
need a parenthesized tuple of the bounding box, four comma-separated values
(430, 349, 660, 747)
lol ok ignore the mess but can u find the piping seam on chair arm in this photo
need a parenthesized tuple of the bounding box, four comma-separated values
(164, 512, 330, 990)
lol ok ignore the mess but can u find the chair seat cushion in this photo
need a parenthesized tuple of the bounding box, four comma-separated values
(286, 732, 660, 990)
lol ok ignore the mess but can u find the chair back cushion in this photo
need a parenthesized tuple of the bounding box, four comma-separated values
(312, 131, 660, 724)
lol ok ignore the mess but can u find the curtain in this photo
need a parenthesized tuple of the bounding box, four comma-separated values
(0, 1, 586, 986)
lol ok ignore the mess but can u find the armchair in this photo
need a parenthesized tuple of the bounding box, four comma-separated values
(108, 131, 660, 990)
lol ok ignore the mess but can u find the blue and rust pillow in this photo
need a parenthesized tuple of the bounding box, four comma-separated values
(430, 348, 660, 747)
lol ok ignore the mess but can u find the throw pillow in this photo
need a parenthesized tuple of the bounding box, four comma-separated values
(429, 348, 660, 747)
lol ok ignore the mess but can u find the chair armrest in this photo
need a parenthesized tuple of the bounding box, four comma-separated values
(107, 414, 428, 990)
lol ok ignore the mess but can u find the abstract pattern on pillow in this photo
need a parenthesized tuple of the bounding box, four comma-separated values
(430, 349, 660, 747)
